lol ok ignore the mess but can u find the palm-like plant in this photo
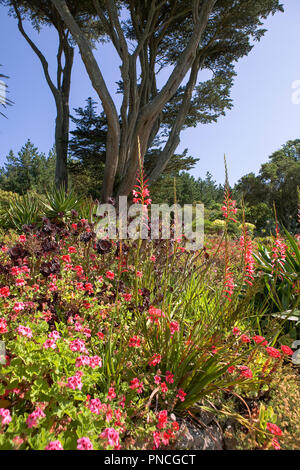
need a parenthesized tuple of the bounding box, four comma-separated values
(41, 186, 81, 221)
(253, 229, 300, 317)
(6, 193, 43, 230)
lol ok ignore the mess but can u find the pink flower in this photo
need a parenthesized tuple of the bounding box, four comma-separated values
(241, 334, 251, 343)
(11, 266, 21, 276)
(0, 286, 10, 297)
(119, 395, 126, 409)
(130, 378, 143, 393)
(149, 354, 162, 367)
(266, 347, 281, 359)
(75, 322, 83, 332)
(106, 271, 115, 280)
(223, 270, 235, 301)
(153, 431, 160, 449)
(239, 366, 253, 379)
(165, 371, 174, 384)
(100, 428, 120, 449)
(253, 335, 267, 345)
(26, 407, 45, 428)
(154, 375, 161, 385)
(129, 336, 141, 348)
(69, 339, 87, 353)
(49, 282, 57, 292)
(77, 437, 93, 450)
(169, 321, 179, 336)
(0, 318, 8, 334)
(222, 188, 238, 222)
(107, 387, 116, 401)
(75, 355, 90, 367)
(176, 388, 187, 402)
(272, 231, 287, 274)
(68, 246, 77, 254)
(17, 325, 33, 338)
(160, 382, 168, 393)
(157, 410, 168, 430)
(281, 345, 293, 356)
(227, 365, 235, 374)
(49, 330, 60, 340)
(240, 233, 255, 286)
(266, 422, 282, 437)
(148, 306, 164, 325)
(233, 327, 240, 336)
(67, 371, 83, 391)
(43, 339, 57, 350)
(45, 440, 63, 450)
(89, 355, 102, 368)
(142, 188, 150, 198)
(122, 293, 132, 302)
(0, 408, 12, 425)
(13, 302, 25, 313)
(271, 438, 281, 450)
(89, 398, 102, 415)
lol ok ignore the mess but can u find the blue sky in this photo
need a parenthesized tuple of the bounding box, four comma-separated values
(0, 1, 300, 185)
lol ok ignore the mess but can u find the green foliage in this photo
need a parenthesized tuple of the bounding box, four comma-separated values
(236, 139, 300, 233)
(68, 98, 107, 199)
(0, 140, 55, 195)
(77, 197, 99, 225)
(253, 230, 300, 343)
(0, 189, 21, 228)
(254, 231, 300, 314)
(42, 186, 81, 221)
(5, 193, 43, 230)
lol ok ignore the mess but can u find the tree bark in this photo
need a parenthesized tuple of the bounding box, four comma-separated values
(54, 93, 70, 190)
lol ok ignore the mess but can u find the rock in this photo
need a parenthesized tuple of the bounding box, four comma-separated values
(176, 420, 224, 450)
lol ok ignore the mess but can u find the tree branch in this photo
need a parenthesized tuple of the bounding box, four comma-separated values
(51, 0, 120, 201)
(140, 0, 217, 121)
(12, 1, 58, 99)
(147, 51, 205, 186)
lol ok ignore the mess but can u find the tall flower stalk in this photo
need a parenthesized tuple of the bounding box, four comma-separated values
(222, 156, 237, 302)
(132, 137, 151, 303)
(271, 208, 287, 277)
(240, 205, 255, 287)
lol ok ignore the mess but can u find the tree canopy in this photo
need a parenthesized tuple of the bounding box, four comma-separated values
(235, 139, 300, 232)
(49, 0, 283, 200)
(1, 0, 102, 189)
(0, 140, 55, 194)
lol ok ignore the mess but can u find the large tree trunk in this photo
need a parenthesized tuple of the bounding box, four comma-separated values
(54, 95, 69, 190)
(54, 43, 74, 191)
